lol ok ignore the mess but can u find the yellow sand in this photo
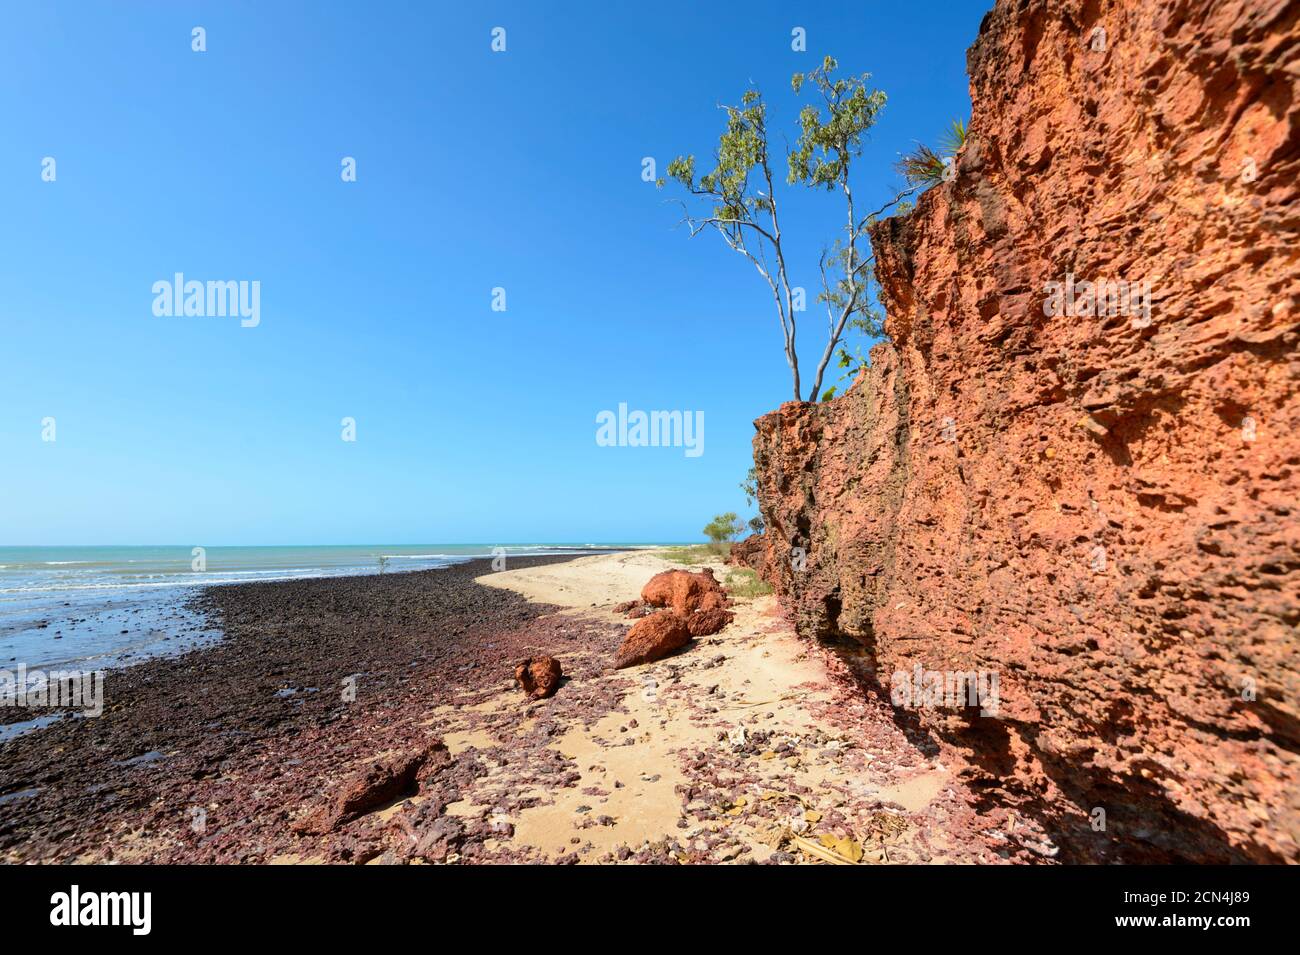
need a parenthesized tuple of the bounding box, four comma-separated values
(450, 551, 958, 863)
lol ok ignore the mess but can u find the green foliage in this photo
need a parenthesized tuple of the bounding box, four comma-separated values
(896, 117, 968, 188)
(824, 296, 886, 392)
(738, 468, 765, 533)
(724, 568, 774, 600)
(376, 555, 390, 575)
(790, 58, 886, 340)
(655, 544, 719, 566)
(788, 57, 887, 191)
(702, 512, 745, 551)
(895, 142, 948, 187)
(740, 466, 759, 507)
(658, 90, 774, 241)
(788, 58, 892, 399)
(941, 118, 967, 154)
(657, 56, 892, 402)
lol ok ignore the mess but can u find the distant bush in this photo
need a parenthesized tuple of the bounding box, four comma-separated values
(703, 513, 745, 553)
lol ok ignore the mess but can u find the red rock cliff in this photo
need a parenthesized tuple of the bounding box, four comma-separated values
(754, 0, 1299, 862)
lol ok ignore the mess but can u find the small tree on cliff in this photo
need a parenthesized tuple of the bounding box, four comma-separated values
(740, 466, 759, 507)
(659, 57, 897, 403)
(740, 466, 764, 534)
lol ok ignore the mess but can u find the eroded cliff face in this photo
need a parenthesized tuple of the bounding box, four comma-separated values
(754, 0, 1299, 862)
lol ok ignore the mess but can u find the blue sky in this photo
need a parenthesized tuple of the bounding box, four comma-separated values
(0, 0, 989, 545)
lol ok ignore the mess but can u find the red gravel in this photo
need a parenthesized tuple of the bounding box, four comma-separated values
(0, 555, 622, 863)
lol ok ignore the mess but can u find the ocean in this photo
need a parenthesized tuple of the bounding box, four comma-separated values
(0, 544, 645, 671)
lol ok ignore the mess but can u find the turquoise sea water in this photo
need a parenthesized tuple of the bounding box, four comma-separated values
(0, 544, 649, 671)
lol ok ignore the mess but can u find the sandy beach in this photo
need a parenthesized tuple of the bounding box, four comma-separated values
(0, 549, 1035, 864)
(466, 551, 1018, 863)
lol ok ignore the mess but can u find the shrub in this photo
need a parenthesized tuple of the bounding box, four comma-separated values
(895, 118, 967, 187)
(702, 513, 745, 553)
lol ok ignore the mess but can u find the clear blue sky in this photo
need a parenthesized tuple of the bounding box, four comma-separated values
(0, 0, 989, 545)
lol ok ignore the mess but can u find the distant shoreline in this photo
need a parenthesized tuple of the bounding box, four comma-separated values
(0, 553, 602, 861)
(0, 546, 638, 674)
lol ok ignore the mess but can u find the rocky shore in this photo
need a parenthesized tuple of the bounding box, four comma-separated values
(0, 555, 620, 862)
(0, 550, 1031, 864)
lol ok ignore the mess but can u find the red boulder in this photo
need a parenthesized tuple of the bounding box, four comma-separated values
(614, 611, 692, 669)
(686, 607, 734, 637)
(515, 655, 563, 700)
(641, 568, 731, 616)
(293, 738, 449, 835)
